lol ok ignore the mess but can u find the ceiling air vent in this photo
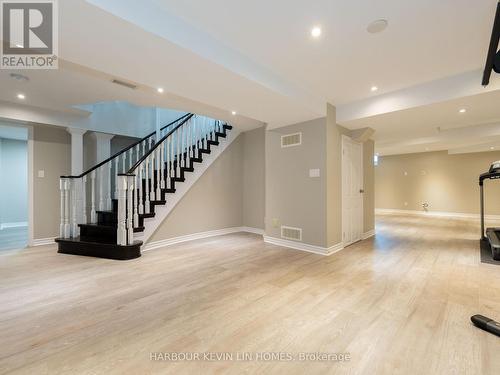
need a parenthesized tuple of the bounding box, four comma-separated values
(281, 132, 302, 148)
(281, 226, 302, 241)
(111, 79, 137, 90)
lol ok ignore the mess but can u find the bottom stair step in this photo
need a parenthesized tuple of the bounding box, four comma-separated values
(55, 237, 142, 260)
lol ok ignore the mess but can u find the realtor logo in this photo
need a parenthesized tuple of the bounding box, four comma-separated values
(1, 0, 58, 69)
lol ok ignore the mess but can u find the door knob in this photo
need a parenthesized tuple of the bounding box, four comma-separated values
(359, 189, 365, 193)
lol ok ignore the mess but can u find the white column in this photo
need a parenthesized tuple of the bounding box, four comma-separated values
(94, 132, 114, 163)
(66, 127, 87, 175)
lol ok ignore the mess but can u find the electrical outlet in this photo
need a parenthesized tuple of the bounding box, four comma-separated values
(37, 170, 45, 178)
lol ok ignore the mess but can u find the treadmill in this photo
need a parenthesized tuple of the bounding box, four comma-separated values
(479, 161, 500, 261)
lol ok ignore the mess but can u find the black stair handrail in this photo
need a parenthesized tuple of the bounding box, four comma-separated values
(125, 113, 195, 175)
(62, 113, 192, 179)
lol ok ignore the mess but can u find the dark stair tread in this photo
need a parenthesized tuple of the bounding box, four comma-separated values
(150, 200, 166, 205)
(79, 223, 116, 230)
(55, 237, 142, 260)
(207, 140, 220, 146)
(139, 213, 155, 219)
(133, 226, 145, 233)
(215, 132, 226, 137)
(172, 177, 185, 182)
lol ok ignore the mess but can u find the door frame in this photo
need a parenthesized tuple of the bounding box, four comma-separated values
(341, 135, 363, 246)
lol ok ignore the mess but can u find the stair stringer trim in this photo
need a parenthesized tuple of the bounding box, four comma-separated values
(134, 129, 241, 245)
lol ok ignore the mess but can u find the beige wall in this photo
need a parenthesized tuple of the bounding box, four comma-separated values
(375, 150, 500, 215)
(150, 135, 244, 241)
(33, 125, 71, 239)
(363, 140, 375, 233)
(242, 126, 265, 229)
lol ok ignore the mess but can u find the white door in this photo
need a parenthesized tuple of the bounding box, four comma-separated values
(342, 136, 363, 246)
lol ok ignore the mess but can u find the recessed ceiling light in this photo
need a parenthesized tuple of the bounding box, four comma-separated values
(459, 108, 467, 113)
(367, 19, 388, 34)
(157, 87, 164, 93)
(311, 26, 322, 38)
(17, 93, 25, 100)
(231, 111, 237, 116)
(371, 86, 378, 92)
(491, 146, 495, 150)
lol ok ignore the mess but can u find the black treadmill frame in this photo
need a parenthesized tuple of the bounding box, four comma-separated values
(479, 170, 500, 239)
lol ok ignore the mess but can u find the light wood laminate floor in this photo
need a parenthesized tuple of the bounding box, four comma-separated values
(1, 214, 500, 374)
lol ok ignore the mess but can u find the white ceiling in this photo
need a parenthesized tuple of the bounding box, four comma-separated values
(156, 0, 496, 104)
(1, 0, 500, 154)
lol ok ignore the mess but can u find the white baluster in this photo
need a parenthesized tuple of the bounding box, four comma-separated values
(122, 153, 126, 174)
(175, 129, 181, 176)
(70, 179, 78, 237)
(134, 173, 139, 228)
(90, 170, 97, 224)
(82, 176, 87, 224)
(59, 177, 66, 238)
(186, 121, 189, 168)
(150, 147, 156, 201)
(98, 165, 105, 211)
(160, 141, 165, 190)
(107, 162, 112, 210)
(116, 175, 127, 246)
(138, 163, 144, 215)
(166, 138, 171, 190)
(145, 156, 150, 214)
(114, 158, 119, 199)
(136, 144, 140, 165)
(128, 149, 133, 170)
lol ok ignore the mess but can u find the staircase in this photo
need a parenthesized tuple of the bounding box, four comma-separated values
(55, 114, 233, 260)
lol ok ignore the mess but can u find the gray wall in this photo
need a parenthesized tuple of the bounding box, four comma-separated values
(0, 138, 28, 225)
(265, 104, 375, 248)
(265, 117, 328, 247)
(242, 127, 265, 229)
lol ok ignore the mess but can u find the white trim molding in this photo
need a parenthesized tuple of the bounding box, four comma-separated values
(142, 227, 264, 252)
(375, 208, 500, 220)
(0, 222, 28, 230)
(263, 236, 344, 256)
(362, 229, 375, 239)
(32, 237, 56, 246)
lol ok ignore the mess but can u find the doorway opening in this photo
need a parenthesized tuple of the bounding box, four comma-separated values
(0, 123, 28, 251)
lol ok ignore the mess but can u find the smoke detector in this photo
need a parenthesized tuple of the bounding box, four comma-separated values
(367, 19, 388, 34)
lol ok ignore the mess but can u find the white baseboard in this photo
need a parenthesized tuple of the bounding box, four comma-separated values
(0, 221, 28, 230)
(362, 229, 375, 239)
(240, 226, 265, 235)
(32, 237, 55, 246)
(375, 208, 500, 220)
(263, 235, 344, 256)
(142, 226, 264, 252)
